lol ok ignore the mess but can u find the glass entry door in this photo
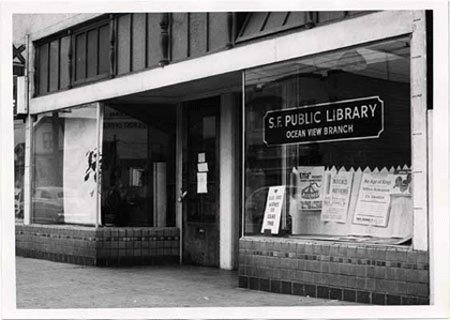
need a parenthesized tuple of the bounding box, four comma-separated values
(181, 97, 220, 267)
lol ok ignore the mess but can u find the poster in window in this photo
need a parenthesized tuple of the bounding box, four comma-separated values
(296, 166, 325, 210)
(197, 172, 208, 194)
(321, 170, 353, 223)
(353, 171, 410, 227)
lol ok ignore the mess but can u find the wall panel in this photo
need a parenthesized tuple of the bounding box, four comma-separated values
(171, 13, 188, 61)
(87, 29, 98, 78)
(75, 33, 86, 81)
(147, 13, 161, 67)
(59, 36, 70, 89)
(208, 13, 228, 52)
(117, 14, 131, 75)
(98, 25, 110, 75)
(189, 13, 207, 57)
(49, 39, 59, 92)
(38, 43, 48, 94)
(132, 13, 147, 71)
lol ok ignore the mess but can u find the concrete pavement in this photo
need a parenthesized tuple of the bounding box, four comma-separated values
(16, 256, 361, 308)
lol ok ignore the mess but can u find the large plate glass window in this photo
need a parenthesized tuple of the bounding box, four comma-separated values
(101, 104, 177, 227)
(31, 104, 100, 225)
(244, 37, 412, 244)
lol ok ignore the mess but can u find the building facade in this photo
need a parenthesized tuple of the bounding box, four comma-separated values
(15, 10, 432, 305)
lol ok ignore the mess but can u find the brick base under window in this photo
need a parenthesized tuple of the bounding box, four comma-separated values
(16, 224, 180, 266)
(238, 237, 429, 305)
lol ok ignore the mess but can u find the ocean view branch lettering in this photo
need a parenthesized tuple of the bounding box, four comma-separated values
(263, 96, 384, 145)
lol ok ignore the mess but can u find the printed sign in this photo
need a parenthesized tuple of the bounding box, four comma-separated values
(197, 172, 208, 194)
(321, 171, 354, 223)
(263, 96, 383, 146)
(261, 186, 286, 234)
(353, 172, 410, 227)
(297, 166, 325, 210)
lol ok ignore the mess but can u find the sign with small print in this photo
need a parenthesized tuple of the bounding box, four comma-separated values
(297, 166, 325, 210)
(197, 172, 208, 194)
(321, 170, 353, 223)
(353, 172, 409, 227)
(261, 186, 286, 234)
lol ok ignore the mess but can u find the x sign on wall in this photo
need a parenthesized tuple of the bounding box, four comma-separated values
(13, 44, 25, 64)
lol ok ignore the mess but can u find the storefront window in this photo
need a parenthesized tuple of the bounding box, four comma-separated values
(14, 120, 25, 221)
(31, 104, 99, 225)
(101, 104, 177, 227)
(244, 37, 412, 244)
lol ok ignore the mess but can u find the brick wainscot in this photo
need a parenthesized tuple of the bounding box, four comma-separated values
(238, 237, 429, 305)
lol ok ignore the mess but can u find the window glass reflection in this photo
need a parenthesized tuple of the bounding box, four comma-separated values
(244, 37, 412, 244)
(32, 104, 99, 225)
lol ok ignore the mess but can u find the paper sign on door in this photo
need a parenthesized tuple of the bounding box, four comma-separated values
(197, 172, 208, 193)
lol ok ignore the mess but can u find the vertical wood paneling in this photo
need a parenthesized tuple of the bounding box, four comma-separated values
(208, 13, 228, 51)
(171, 13, 189, 61)
(34, 11, 365, 97)
(49, 39, 59, 92)
(87, 29, 98, 78)
(189, 13, 207, 57)
(75, 33, 86, 81)
(38, 43, 48, 94)
(98, 25, 110, 75)
(147, 13, 161, 67)
(132, 13, 147, 71)
(117, 14, 131, 75)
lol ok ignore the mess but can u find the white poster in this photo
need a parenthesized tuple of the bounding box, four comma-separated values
(353, 172, 409, 227)
(63, 112, 98, 225)
(197, 172, 208, 193)
(321, 170, 353, 223)
(297, 166, 325, 210)
(261, 186, 286, 234)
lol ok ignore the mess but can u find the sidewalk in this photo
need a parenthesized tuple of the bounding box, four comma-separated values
(16, 256, 361, 308)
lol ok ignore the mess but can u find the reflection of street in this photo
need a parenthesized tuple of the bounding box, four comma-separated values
(32, 186, 91, 224)
(32, 187, 64, 224)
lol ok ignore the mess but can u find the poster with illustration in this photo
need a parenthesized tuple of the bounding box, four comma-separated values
(321, 170, 354, 223)
(63, 109, 98, 225)
(353, 171, 411, 227)
(297, 166, 325, 210)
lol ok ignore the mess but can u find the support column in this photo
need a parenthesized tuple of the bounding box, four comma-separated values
(23, 35, 33, 225)
(220, 93, 238, 270)
(23, 114, 32, 225)
(410, 11, 428, 251)
(175, 103, 183, 264)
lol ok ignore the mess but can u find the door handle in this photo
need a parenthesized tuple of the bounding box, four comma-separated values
(177, 190, 188, 202)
